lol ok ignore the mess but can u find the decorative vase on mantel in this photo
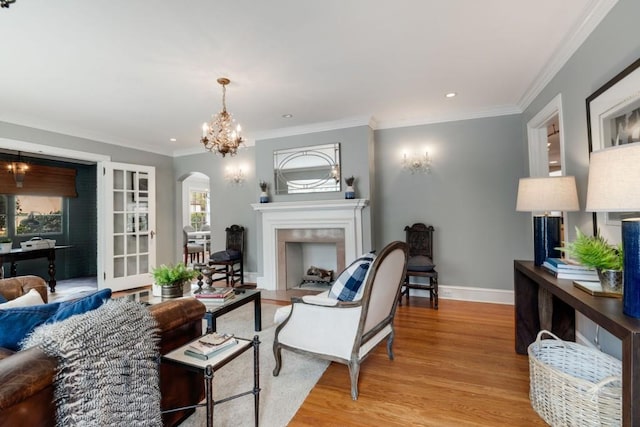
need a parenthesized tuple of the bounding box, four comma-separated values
(259, 180, 269, 203)
(344, 176, 356, 200)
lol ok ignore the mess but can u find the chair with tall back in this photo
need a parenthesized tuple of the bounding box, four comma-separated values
(400, 223, 438, 309)
(207, 224, 244, 286)
(273, 241, 409, 400)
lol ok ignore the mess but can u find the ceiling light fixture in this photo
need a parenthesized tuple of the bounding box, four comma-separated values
(201, 77, 244, 157)
(282, 114, 293, 118)
(445, 92, 457, 98)
(169, 138, 177, 142)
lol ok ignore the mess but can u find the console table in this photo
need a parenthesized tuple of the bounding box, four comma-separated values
(514, 260, 640, 426)
(0, 246, 71, 293)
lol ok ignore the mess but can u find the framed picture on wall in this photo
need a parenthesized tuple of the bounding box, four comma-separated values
(586, 57, 640, 236)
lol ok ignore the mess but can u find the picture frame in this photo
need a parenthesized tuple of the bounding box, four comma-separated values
(586, 57, 640, 238)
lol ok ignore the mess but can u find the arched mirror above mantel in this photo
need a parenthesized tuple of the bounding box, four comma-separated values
(273, 143, 341, 194)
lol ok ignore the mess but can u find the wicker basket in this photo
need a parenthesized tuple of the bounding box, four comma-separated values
(528, 330, 622, 426)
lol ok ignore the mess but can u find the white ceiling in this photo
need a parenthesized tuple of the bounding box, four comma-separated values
(0, 0, 617, 156)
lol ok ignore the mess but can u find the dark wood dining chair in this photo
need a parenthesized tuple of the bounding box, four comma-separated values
(206, 225, 245, 286)
(400, 223, 438, 309)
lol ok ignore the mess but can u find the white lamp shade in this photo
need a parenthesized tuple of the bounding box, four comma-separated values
(586, 144, 640, 212)
(516, 176, 580, 212)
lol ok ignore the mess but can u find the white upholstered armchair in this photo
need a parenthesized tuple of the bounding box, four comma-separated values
(272, 241, 409, 400)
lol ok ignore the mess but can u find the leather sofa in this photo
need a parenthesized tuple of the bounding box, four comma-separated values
(0, 276, 206, 427)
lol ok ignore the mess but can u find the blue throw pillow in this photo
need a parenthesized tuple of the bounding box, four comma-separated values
(0, 302, 61, 351)
(329, 252, 377, 301)
(46, 289, 112, 324)
(0, 294, 7, 304)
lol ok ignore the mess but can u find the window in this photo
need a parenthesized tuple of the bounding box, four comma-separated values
(189, 190, 210, 231)
(15, 196, 63, 235)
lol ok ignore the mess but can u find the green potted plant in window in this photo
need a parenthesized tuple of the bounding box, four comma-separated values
(151, 262, 198, 298)
(0, 237, 12, 254)
(558, 227, 623, 293)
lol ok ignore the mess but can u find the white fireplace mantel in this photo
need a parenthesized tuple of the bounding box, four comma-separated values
(252, 199, 369, 290)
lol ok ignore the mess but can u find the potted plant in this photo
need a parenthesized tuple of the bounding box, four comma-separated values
(259, 180, 269, 203)
(151, 262, 198, 298)
(0, 237, 12, 254)
(558, 227, 623, 292)
(344, 176, 355, 199)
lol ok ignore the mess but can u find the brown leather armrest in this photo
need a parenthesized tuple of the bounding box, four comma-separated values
(0, 347, 56, 410)
(148, 297, 205, 334)
(0, 276, 48, 303)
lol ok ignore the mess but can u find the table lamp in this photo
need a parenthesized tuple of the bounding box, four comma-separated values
(586, 144, 640, 317)
(516, 176, 580, 266)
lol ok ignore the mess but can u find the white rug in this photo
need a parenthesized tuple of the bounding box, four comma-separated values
(180, 302, 329, 427)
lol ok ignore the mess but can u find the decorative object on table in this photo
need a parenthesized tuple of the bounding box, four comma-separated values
(528, 330, 621, 427)
(401, 151, 432, 174)
(586, 143, 640, 316)
(259, 180, 269, 203)
(573, 280, 623, 298)
(586, 58, 640, 317)
(200, 77, 244, 157)
(184, 332, 238, 360)
(151, 262, 198, 299)
(20, 237, 55, 250)
(0, 237, 11, 254)
(194, 287, 235, 304)
(556, 227, 623, 293)
(516, 176, 580, 266)
(344, 176, 355, 199)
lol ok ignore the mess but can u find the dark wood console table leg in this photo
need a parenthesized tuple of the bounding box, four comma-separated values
(204, 365, 214, 427)
(623, 334, 640, 425)
(254, 294, 262, 332)
(47, 248, 57, 292)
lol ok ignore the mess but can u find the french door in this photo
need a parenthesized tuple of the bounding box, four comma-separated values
(99, 162, 156, 291)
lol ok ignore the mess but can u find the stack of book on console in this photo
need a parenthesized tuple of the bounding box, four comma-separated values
(194, 287, 235, 303)
(184, 332, 237, 360)
(542, 258, 599, 281)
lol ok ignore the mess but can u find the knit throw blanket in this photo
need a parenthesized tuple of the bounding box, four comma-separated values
(23, 299, 162, 426)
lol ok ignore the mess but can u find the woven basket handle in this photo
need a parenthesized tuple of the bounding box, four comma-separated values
(588, 375, 621, 393)
(535, 330, 567, 348)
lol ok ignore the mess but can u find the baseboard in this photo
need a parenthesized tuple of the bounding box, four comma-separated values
(409, 285, 514, 305)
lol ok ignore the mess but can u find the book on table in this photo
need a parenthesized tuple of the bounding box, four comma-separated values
(573, 280, 622, 298)
(542, 258, 599, 281)
(543, 258, 595, 272)
(194, 287, 235, 299)
(184, 333, 237, 360)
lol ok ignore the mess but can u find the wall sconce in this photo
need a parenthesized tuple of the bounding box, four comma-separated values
(7, 155, 29, 188)
(402, 151, 432, 174)
(225, 166, 245, 185)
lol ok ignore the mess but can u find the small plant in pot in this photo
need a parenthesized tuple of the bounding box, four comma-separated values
(151, 262, 198, 298)
(259, 180, 269, 203)
(558, 227, 623, 293)
(344, 176, 355, 199)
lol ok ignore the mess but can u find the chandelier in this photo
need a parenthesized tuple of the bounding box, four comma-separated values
(201, 77, 244, 157)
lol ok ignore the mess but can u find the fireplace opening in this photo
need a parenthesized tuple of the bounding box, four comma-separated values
(277, 229, 345, 290)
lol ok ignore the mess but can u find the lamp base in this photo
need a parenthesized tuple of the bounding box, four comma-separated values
(533, 216, 561, 266)
(623, 219, 640, 317)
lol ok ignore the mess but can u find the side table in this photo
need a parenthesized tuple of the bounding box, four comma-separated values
(162, 335, 261, 427)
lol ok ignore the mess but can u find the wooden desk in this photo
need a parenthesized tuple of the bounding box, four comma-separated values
(0, 246, 71, 293)
(514, 260, 640, 426)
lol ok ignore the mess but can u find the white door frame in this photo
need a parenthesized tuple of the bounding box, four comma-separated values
(526, 93, 569, 243)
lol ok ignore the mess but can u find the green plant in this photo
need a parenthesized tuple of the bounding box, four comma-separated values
(558, 227, 623, 271)
(151, 262, 197, 286)
(259, 180, 268, 192)
(0, 237, 11, 243)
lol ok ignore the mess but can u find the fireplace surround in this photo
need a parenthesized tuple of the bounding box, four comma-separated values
(252, 199, 369, 290)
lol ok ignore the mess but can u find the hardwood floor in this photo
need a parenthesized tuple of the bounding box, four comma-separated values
(285, 297, 546, 427)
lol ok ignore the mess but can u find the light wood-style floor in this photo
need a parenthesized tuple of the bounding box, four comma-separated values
(278, 297, 546, 427)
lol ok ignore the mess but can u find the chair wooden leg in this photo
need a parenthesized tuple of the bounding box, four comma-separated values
(432, 276, 439, 309)
(386, 329, 395, 360)
(348, 360, 360, 400)
(273, 342, 282, 376)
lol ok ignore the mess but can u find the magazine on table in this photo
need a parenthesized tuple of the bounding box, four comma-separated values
(184, 332, 237, 359)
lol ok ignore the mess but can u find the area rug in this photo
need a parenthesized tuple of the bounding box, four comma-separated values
(180, 302, 329, 427)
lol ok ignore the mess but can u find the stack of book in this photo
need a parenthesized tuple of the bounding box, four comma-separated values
(184, 332, 237, 360)
(542, 258, 599, 281)
(193, 287, 235, 303)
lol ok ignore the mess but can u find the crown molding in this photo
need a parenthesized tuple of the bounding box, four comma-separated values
(518, 0, 619, 111)
(375, 105, 522, 130)
(252, 115, 373, 142)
